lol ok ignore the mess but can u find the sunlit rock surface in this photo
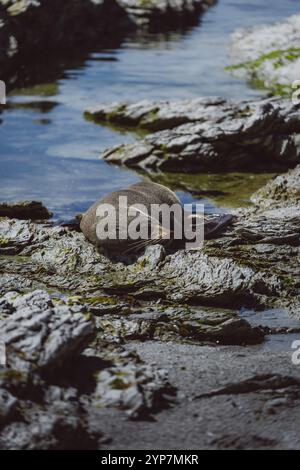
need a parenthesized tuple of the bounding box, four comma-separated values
(85, 97, 300, 171)
(227, 14, 300, 96)
(0, 290, 95, 373)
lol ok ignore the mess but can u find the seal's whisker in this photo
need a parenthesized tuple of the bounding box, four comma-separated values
(122, 239, 151, 254)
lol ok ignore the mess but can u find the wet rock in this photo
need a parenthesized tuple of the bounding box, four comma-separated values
(0, 290, 95, 373)
(0, 218, 34, 254)
(234, 213, 300, 246)
(210, 434, 278, 450)
(228, 14, 300, 96)
(0, 302, 171, 445)
(204, 214, 299, 314)
(89, 97, 300, 171)
(0, 201, 53, 220)
(85, 96, 233, 132)
(0, 288, 101, 448)
(0, 273, 33, 296)
(0, 212, 285, 309)
(95, 305, 265, 345)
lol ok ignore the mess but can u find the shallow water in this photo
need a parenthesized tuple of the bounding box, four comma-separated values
(241, 308, 300, 351)
(0, 0, 299, 219)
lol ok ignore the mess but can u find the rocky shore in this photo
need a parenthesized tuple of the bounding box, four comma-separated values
(1, 153, 300, 448)
(227, 13, 300, 96)
(85, 96, 300, 171)
(1, 3, 300, 450)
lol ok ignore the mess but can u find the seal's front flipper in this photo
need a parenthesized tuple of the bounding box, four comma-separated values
(204, 214, 234, 239)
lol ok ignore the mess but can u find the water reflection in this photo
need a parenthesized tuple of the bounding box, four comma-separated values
(139, 170, 278, 212)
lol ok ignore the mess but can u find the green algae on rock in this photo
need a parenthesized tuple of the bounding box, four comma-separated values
(227, 14, 300, 96)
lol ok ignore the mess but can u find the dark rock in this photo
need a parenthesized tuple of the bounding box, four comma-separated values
(0, 0, 131, 58)
(0, 204, 290, 310)
(0, 4, 11, 63)
(0, 162, 300, 448)
(137, 244, 166, 269)
(0, 386, 99, 449)
(0, 388, 18, 425)
(0, 201, 53, 220)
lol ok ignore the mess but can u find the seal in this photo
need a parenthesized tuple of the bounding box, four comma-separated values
(80, 182, 233, 253)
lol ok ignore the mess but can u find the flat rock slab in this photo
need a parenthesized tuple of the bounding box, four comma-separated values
(86, 97, 300, 171)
